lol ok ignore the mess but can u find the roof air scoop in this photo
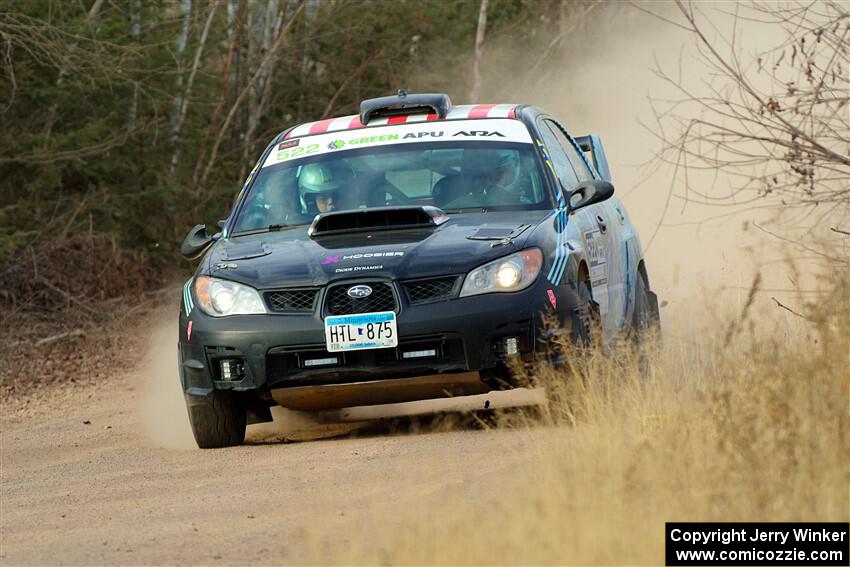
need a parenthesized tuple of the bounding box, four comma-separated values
(308, 206, 449, 238)
(359, 92, 452, 125)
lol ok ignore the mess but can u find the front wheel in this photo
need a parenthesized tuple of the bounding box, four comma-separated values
(572, 277, 601, 347)
(185, 391, 247, 449)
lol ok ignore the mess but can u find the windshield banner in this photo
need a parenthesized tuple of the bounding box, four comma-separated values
(262, 118, 533, 169)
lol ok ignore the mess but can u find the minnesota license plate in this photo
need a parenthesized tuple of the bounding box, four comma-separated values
(324, 311, 398, 352)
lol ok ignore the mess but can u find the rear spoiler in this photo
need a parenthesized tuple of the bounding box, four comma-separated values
(308, 206, 449, 238)
(575, 134, 612, 183)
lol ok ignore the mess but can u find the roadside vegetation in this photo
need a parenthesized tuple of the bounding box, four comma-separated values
(306, 267, 848, 564)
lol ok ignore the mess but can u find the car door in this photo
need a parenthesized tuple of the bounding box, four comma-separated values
(540, 118, 624, 335)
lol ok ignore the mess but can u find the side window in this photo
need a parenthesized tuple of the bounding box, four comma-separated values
(545, 120, 595, 181)
(536, 120, 580, 190)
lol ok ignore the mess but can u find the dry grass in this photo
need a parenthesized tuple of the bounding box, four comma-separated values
(312, 270, 849, 565)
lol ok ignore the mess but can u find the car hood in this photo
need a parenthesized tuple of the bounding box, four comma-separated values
(203, 210, 548, 289)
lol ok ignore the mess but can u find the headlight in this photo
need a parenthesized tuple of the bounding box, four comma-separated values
(460, 248, 543, 297)
(193, 276, 267, 317)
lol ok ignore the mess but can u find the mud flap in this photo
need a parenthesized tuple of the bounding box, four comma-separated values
(646, 290, 662, 343)
(646, 290, 661, 325)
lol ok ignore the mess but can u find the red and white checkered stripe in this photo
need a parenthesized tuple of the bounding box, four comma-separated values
(283, 104, 518, 139)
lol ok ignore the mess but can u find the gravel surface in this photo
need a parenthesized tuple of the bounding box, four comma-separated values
(1, 311, 547, 565)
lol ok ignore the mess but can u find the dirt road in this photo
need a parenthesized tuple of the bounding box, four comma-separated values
(1, 315, 548, 565)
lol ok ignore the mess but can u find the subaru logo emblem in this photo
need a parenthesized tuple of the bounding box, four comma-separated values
(347, 285, 373, 299)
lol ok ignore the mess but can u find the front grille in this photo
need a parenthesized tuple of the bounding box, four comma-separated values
(265, 288, 319, 312)
(403, 276, 459, 304)
(325, 282, 396, 315)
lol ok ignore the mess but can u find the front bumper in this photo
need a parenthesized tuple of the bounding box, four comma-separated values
(178, 276, 564, 399)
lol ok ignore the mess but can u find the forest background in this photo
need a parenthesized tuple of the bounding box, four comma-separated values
(1, 0, 581, 313)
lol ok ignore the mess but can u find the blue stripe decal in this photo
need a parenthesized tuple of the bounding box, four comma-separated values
(552, 216, 569, 285)
(183, 279, 194, 316)
(540, 138, 570, 286)
(547, 206, 569, 285)
(551, 210, 569, 285)
(547, 212, 563, 282)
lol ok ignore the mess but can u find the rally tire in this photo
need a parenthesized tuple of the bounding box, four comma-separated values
(573, 276, 601, 347)
(186, 392, 247, 449)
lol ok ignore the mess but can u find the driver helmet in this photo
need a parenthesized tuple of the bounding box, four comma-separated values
(461, 149, 521, 191)
(298, 162, 353, 212)
(298, 162, 348, 194)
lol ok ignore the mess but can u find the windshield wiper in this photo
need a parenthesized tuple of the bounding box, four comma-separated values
(231, 223, 306, 237)
(443, 207, 488, 214)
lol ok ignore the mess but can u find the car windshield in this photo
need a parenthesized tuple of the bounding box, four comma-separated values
(231, 121, 551, 234)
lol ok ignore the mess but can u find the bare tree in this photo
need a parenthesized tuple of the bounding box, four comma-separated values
(170, 0, 221, 172)
(196, 0, 306, 194)
(647, 0, 849, 250)
(126, 0, 141, 133)
(191, 0, 248, 188)
(469, 0, 488, 102)
(240, 0, 282, 179)
(169, 0, 193, 141)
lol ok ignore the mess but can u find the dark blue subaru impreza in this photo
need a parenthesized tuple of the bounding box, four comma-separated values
(178, 93, 660, 447)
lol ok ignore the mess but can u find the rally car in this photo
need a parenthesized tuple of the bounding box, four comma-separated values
(178, 92, 660, 448)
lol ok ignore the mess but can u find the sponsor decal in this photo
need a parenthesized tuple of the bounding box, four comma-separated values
(277, 143, 319, 161)
(584, 228, 607, 268)
(583, 226, 609, 315)
(327, 134, 399, 150)
(187, 320, 193, 341)
(402, 131, 445, 139)
(453, 130, 506, 137)
(547, 289, 557, 309)
(342, 251, 404, 260)
(335, 265, 383, 273)
(348, 133, 399, 145)
(278, 139, 300, 151)
(323, 252, 404, 271)
(261, 119, 533, 169)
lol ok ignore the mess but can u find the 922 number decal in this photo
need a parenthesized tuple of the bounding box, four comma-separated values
(276, 143, 319, 161)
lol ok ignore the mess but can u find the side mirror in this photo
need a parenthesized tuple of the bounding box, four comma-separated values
(180, 223, 217, 260)
(566, 179, 614, 212)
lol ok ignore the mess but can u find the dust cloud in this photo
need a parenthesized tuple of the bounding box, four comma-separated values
(138, 311, 196, 449)
(469, 3, 811, 334)
(137, 308, 365, 449)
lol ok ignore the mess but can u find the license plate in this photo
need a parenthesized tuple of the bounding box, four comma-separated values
(324, 311, 398, 352)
